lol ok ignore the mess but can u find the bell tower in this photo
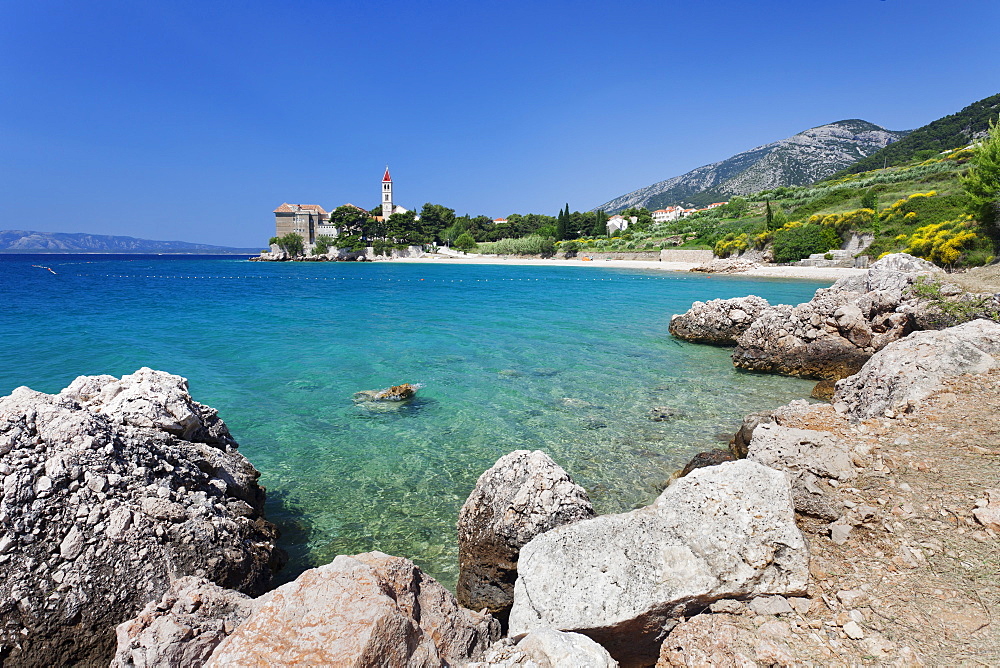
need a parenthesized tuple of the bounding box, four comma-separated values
(381, 166, 393, 221)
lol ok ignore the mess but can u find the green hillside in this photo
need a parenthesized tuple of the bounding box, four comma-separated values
(562, 144, 993, 268)
(834, 92, 1000, 177)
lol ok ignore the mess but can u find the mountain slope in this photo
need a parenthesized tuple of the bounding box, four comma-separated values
(0, 230, 259, 253)
(596, 120, 907, 212)
(835, 92, 1000, 177)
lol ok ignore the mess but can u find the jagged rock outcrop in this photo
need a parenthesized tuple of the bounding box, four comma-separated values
(457, 450, 594, 621)
(0, 368, 284, 666)
(206, 551, 500, 666)
(731, 254, 942, 379)
(668, 296, 770, 345)
(111, 577, 255, 668)
(507, 460, 808, 667)
(469, 628, 618, 667)
(833, 319, 1000, 420)
(746, 423, 855, 520)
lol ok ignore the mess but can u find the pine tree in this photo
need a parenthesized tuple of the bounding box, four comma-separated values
(962, 116, 1000, 227)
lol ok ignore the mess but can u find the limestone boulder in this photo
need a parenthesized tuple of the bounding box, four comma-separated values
(206, 551, 500, 666)
(507, 460, 808, 667)
(457, 450, 594, 620)
(110, 577, 255, 668)
(834, 319, 1000, 420)
(468, 629, 618, 667)
(730, 409, 777, 458)
(730, 254, 948, 380)
(746, 423, 854, 520)
(668, 295, 771, 345)
(0, 370, 284, 666)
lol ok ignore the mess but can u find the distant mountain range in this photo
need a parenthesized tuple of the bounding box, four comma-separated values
(0, 230, 260, 254)
(596, 119, 908, 213)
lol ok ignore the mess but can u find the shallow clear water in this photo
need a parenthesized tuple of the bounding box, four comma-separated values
(0, 254, 824, 588)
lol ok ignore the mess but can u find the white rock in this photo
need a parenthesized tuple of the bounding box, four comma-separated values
(747, 423, 853, 520)
(516, 628, 617, 668)
(834, 320, 1000, 420)
(508, 460, 808, 666)
(843, 620, 865, 639)
(457, 450, 593, 616)
(59, 525, 85, 560)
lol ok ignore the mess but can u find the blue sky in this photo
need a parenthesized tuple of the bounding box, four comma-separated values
(1, 0, 998, 247)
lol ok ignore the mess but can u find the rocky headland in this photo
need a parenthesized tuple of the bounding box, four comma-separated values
(0, 368, 285, 665)
(670, 253, 1000, 382)
(2, 254, 998, 666)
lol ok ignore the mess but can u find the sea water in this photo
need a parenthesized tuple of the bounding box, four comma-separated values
(0, 254, 824, 588)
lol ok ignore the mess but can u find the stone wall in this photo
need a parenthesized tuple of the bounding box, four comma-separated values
(660, 249, 714, 263)
(574, 251, 663, 261)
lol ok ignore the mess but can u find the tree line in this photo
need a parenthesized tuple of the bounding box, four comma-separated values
(270, 202, 626, 256)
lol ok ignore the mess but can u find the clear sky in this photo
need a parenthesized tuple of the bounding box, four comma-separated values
(1, 0, 998, 247)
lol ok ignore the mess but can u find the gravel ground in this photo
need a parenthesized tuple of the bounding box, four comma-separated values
(661, 369, 1000, 666)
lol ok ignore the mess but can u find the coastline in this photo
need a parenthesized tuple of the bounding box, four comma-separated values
(390, 253, 867, 282)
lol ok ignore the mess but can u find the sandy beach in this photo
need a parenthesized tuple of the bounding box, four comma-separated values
(391, 253, 867, 282)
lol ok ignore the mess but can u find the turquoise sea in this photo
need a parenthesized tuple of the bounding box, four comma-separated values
(0, 254, 824, 588)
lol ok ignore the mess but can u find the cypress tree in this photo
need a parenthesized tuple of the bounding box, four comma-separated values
(556, 205, 568, 240)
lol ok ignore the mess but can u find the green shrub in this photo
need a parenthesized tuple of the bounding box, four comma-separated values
(454, 232, 478, 252)
(272, 232, 304, 257)
(312, 235, 335, 255)
(908, 276, 1000, 328)
(477, 235, 556, 256)
(771, 224, 841, 263)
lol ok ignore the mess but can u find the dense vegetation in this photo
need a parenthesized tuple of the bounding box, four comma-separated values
(544, 125, 998, 268)
(835, 92, 1000, 176)
(289, 98, 1000, 269)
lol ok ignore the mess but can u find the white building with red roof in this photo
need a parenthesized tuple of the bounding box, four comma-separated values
(651, 206, 685, 223)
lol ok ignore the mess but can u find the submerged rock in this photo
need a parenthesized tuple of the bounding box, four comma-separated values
(457, 450, 594, 622)
(0, 368, 284, 666)
(507, 460, 808, 666)
(205, 551, 499, 666)
(353, 382, 421, 403)
(677, 449, 736, 478)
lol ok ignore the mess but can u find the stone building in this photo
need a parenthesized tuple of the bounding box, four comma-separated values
(272, 203, 328, 246)
(272, 168, 409, 251)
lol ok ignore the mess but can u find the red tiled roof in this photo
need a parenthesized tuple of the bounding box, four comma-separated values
(383, 167, 392, 182)
(273, 203, 328, 214)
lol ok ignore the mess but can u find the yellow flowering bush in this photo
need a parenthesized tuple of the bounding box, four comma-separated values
(714, 233, 749, 258)
(902, 215, 978, 265)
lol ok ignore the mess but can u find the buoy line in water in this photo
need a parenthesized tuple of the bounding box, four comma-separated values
(75, 274, 683, 283)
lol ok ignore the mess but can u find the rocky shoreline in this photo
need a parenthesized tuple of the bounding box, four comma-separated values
(2, 255, 998, 665)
